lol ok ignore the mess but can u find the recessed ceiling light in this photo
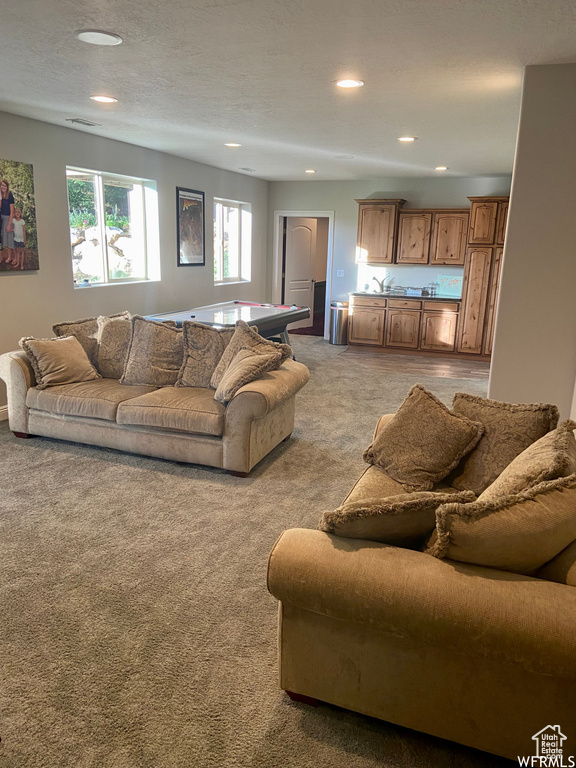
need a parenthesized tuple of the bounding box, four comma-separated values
(90, 95, 118, 103)
(76, 29, 123, 46)
(435, 166, 449, 171)
(336, 79, 364, 88)
(305, 169, 316, 174)
(397, 136, 417, 142)
(225, 143, 241, 147)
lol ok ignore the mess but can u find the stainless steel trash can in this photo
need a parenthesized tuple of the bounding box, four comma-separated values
(329, 301, 349, 345)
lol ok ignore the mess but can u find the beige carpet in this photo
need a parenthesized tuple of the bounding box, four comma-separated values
(0, 336, 511, 768)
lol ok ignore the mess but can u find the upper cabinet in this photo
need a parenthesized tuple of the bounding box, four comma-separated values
(429, 211, 469, 266)
(355, 199, 406, 264)
(468, 197, 509, 245)
(495, 201, 509, 245)
(396, 212, 432, 264)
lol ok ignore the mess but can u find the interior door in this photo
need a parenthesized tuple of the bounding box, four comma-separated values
(284, 217, 316, 329)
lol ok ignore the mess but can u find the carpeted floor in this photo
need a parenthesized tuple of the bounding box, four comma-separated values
(0, 336, 511, 768)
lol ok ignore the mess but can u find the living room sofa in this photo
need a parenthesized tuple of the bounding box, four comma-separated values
(267, 413, 576, 761)
(0, 349, 310, 475)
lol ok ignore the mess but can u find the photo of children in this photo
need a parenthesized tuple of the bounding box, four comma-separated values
(0, 158, 38, 272)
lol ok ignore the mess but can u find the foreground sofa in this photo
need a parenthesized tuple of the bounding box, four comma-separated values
(268, 413, 576, 761)
(0, 349, 310, 475)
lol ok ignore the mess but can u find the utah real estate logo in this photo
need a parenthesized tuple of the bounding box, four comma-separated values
(518, 725, 575, 767)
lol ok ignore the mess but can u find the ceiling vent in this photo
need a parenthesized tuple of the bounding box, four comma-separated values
(65, 117, 101, 127)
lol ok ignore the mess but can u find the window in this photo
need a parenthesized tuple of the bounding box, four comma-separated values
(213, 198, 251, 283)
(66, 167, 159, 287)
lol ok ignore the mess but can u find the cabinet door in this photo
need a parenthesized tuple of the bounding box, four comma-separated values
(348, 308, 385, 345)
(430, 212, 469, 265)
(457, 247, 492, 354)
(495, 201, 509, 245)
(420, 312, 458, 351)
(483, 247, 503, 356)
(469, 201, 498, 244)
(385, 310, 421, 349)
(396, 212, 432, 264)
(357, 205, 396, 263)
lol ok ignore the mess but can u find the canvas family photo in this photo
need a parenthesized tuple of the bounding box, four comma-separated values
(0, 157, 38, 272)
(177, 187, 204, 266)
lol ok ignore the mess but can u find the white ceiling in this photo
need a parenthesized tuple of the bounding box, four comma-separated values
(2, 0, 576, 181)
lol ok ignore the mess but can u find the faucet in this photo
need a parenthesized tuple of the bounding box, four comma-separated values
(372, 276, 394, 293)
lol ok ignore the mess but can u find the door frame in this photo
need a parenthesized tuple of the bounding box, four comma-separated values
(272, 210, 335, 340)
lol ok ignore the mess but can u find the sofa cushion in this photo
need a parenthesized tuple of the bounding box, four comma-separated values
(319, 489, 476, 547)
(210, 320, 292, 389)
(362, 384, 484, 491)
(97, 314, 132, 379)
(478, 420, 576, 502)
(26, 379, 156, 421)
(214, 347, 282, 405)
(449, 393, 559, 495)
(52, 316, 100, 365)
(176, 321, 235, 388)
(343, 464, 465, 506)
(121, 315, 184, 387)
(534, 539, 576, 587)
(426, 474, 576, 574)
(116, 387, 226, 436)
(19, 335, 101, 389)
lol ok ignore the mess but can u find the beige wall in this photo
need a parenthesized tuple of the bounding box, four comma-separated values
(0, 111, 269, 408)
(488, 64, 576, 417)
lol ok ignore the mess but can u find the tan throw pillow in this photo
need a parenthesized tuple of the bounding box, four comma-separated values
(210, 320, 292, 389)
(319, 490, 476, 547)
(121, 315, 183, 387)
(52, 316, 99, 365)
(478, 420, 576, 502)
(213, 347, 282, 405)
(97, 314, 132, 379)
(449, 393, 559, 495)
(19, 335, 101, 389)
(176, 321, 235, 388)
(534, 538, 576, 587)
(362, 384, 484, 491)
(426, 474, 576, 574)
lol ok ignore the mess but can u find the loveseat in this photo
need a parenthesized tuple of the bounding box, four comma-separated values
(0, 314, 310, 475)
(268, 404, 576, 761)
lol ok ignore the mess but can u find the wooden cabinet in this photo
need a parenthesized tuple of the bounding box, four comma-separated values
(355, 199, 405, 264)
(468, 199, 500, 244)
(420, 311, 458, 351)
(496, 201, 509, 245)
(348, 307, 385, 345)
(483, 247, 503, 356)
(429, 211, 469, 265)
(385, 309, 421, 349)
(457, 247, 492, 354)
(396, 212, 432, 264)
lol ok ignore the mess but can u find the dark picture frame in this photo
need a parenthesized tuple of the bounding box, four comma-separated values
(176, 187, 205, 266)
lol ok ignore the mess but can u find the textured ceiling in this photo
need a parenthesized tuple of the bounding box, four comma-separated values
(1, 0, 576, 180)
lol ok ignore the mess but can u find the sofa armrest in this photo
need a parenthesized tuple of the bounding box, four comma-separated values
(226, 359, 310, 420)
(0, 350, 35, 433)
(373, 412, 394, 439)
(268, 528, 576, 679)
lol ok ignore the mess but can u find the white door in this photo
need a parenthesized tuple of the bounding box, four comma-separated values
(284, 217, 316, 329)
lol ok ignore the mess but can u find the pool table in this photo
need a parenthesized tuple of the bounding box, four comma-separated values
(148, 300, 310, 344)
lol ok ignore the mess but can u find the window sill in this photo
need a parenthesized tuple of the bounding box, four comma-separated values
(73, 278, 160, 290)
(214, 279, 251, 287)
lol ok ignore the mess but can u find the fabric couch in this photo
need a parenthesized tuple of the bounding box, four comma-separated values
(267, 414, 576, 761)
(0, 349, 310, 475)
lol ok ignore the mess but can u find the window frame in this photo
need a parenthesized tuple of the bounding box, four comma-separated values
(213, 197, 252, 285)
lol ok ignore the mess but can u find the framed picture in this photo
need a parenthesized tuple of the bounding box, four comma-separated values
(0, 157, 39, 272)
(177, 187, 205, 266)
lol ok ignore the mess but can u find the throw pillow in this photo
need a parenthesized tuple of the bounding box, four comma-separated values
(362, 384, 485, 491)
(97, 314, 132, 379)
(319, 489, 476, 547)
(210, 320, 292, 389)
(425, 474, 576, 574)
(478, 420, 576, 502)
(121, 315, 183, 387)
(19, 335, 101, 389)
(213, 347, 283, 405)
(176, 321, 235, 388)
(534, 538, 576, 587)
(449, 393, 559, 495)
(52, 316, 99, 365)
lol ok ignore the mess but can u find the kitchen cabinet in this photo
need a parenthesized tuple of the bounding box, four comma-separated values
(396, 212, 432, 264)
(495, 201, 509, 245)
(348, 307, 386, 345)
(429, 211, 469, 265)
(385, 309, 421, 349)
(420, 311, 458, 351)
(457, 247, 492, 354)
(355, 199, 406, 264)
(483, 247, 503, 356)
(468, 199, 501, 244)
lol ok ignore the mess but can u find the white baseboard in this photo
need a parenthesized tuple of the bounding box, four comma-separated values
(0, 405, 8, 422)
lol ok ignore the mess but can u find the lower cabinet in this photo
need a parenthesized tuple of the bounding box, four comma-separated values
(385, 309, 421, 349)
(420, 311, 458, 351)
(457, 247, 492, 354)
(348, 308, 385, 345)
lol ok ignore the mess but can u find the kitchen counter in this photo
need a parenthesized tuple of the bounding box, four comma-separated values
(350, 292, 461, 302)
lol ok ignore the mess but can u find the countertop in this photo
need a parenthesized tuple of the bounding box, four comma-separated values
(350, 292, 462, 302)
